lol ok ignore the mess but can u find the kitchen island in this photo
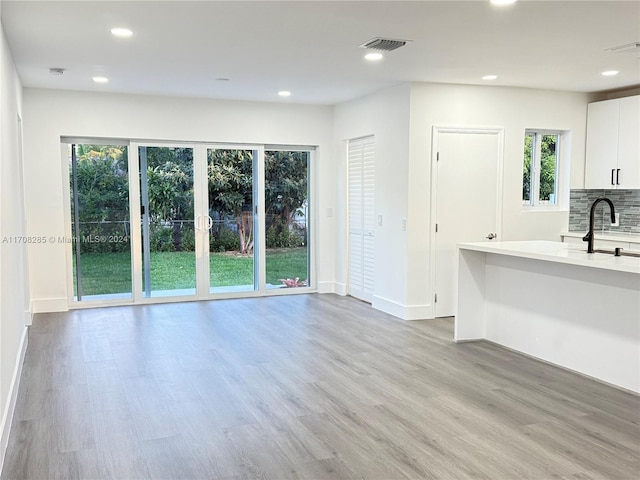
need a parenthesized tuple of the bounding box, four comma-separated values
(457, 241, 640, 393)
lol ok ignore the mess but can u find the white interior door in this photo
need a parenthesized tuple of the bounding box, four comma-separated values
(348, 136, 375, 302)
(434, 129, 502, 318)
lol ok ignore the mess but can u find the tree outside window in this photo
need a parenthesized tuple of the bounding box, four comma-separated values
(523, 131, 560, 207)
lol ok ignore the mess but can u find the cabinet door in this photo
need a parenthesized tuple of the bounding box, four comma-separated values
(617, 96, 640, 188)
(585, 99, 619, 189)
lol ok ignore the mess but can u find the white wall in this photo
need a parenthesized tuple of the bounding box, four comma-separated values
(21, 78, 590, 324)
(407, 83, 590, 316)
(334, 82, 589, 320)
(22, 88, 335, 311)
(333, 84, 413, 318)
(0, 11, 29, 471)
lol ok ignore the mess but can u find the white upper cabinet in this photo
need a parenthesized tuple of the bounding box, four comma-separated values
(585, 99, 619, 189)
(617, 96, 640, 188)
(585, 96, 640, 189)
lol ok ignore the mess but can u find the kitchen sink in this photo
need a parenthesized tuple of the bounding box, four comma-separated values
(593, 249, 640, 258)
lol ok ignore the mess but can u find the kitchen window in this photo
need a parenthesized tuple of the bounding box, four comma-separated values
(522, 130, 561, 207)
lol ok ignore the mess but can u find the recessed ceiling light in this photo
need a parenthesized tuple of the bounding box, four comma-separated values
(365, 52, 384, 61)
(490, 0, 517, 5)
(601, 70, 620, 76)
(278, 90, 291, 97)
(110, 27, 133, 38)
(482, 74, 498, 80)
(92, 76, 109, 84)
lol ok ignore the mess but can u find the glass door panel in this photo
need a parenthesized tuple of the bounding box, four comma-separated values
(264, 150, 310, 290)
(139, 146, 196, 297)
(206, 148, 255, 293)
(69, 144, 132, 301)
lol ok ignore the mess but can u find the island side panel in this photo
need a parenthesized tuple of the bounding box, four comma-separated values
(455, 248, 488, 341)
(484, 253, 640, 393)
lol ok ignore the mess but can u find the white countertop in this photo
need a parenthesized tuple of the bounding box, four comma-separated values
(458, 240, 640, 275)
(561, 231, 640, 244)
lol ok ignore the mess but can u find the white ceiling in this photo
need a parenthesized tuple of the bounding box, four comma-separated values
(2, 0, 639, 105)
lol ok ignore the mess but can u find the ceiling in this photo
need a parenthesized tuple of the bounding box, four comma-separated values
(2, 0, 639, 105)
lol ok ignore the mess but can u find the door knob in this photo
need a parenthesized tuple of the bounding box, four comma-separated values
(485, 233, 497, 240)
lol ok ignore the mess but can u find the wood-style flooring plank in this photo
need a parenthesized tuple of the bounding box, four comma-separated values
(2, 294, 639, 480)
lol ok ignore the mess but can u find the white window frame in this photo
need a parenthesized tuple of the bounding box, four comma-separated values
(522, 129, 567, 210)
(61, 137, 318, 309)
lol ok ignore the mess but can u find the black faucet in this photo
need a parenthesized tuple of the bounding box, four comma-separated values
(583, 197, 616, 254)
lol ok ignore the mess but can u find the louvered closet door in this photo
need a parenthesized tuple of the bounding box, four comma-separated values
(348, 136, 375, 302)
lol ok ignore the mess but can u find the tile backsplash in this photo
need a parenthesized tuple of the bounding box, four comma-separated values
(569, 189, 640, 234)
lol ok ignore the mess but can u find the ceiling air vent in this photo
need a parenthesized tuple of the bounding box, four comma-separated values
(359, 37, 410, 52)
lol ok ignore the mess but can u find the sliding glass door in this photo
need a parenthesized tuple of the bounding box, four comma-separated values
(69, 144, 132, 301)
(264, 150, 310, 290)
(206, 148, 256, 293)
(67, 141, 313, 304)
(139, 146, 196, 297)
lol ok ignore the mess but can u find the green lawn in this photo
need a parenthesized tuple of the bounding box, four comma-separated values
(74, 248, 308, 296)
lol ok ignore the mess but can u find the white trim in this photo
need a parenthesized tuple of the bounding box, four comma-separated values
(264, 144, 316, 151)
(429, 125, 504, 318)
(372, 295, 406, 319)
(24, 308, 33, 327)
(372, 295, 433, 321)
(256, 146, 267, 294)
(61, 143, 74, 306)
(60, 137, 130, 146)
(402, 303, 433, 321)
(303, 147, 319, 291)
(64, 288, 318, 310)
(17, 115, 31, 326)
(194, 144, 208, 298)
(129, 143, 143, 302)
(263, 287, 316, 297)
(60, 136, 315, 151)
(333, 282, 347, 296)
(32, 298, 68, 313)
(317, 281, 335, 294)
(0, 327, 28, 474)
(521, 129, 569, 209)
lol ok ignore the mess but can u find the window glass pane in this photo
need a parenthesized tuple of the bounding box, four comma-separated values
(522, 133, 534, 205)
(539, 134, 558, 205)
(139, 146, 196, 297)
(265, 150, 310, 289)
(207, 148, 255, 293)
(69, 144, 132, 300)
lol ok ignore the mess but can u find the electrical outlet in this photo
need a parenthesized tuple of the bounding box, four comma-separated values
(378, 214, 383, 226)
(327, 207, 333, 218)
(401, 218, 407, 231)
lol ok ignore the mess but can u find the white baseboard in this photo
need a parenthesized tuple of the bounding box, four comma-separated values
(317, 282, 347, 296)
(404, 303, 434, 320)
(0, 327, 28, 474)
(333, 282, 347, 296)
(372, 295, 434, 320)
(24, 304, 33, 326)
(31, 297, 68, 313)
(317, 281, 335, 294)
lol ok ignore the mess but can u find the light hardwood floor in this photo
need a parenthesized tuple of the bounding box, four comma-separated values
(2, 294, 639, 479)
